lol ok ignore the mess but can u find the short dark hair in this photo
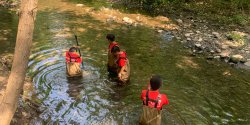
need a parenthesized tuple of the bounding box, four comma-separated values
(106, 34, 115, 41)
(150, 75, 162, 91)
(69, 47, 77, 52)
(111, 46, 120, 53)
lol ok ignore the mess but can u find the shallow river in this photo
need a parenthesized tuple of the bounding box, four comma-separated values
(0, 0, 250, 124)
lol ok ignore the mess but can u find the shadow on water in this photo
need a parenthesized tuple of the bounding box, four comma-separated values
(1, 1, 250, 124)
(0, 7, 17, 55)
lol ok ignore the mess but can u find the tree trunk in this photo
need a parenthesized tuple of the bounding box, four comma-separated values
(0, 0, 38, 124)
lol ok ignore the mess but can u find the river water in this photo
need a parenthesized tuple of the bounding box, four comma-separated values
(1, 0, 250, 124)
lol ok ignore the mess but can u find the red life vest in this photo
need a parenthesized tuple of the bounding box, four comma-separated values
(109, 42, 119, 52)
(116, 51, 128, 66)
(65, 51, 82, 63)
(143, 90, 161, 109)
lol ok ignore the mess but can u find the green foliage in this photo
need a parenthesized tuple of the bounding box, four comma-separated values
(119, 0, 250, 26)
(227, 32, 243, 41)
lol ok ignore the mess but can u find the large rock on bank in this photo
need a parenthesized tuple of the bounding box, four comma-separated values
(230, 55, 244, 63)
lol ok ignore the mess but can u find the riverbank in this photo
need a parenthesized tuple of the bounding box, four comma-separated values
(0, 55, 40, 124)
(68, 0, 250, 68)
(111, 0, 250, 68)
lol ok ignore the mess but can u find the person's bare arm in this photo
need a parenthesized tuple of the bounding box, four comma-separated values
(118, 66, 125, 80)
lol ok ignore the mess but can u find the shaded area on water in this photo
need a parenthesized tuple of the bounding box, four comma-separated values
(0, 7, 17, 55)
(0, 0, 250, 124)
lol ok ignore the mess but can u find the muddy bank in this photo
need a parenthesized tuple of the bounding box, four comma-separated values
(0, 55, 40, 124)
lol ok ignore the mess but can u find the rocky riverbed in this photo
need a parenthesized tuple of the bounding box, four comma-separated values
(172, 18, 250, 67)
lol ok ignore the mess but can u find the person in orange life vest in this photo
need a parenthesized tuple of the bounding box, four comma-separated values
(65, 47, 82, 77)
(106, 34, 120, 74)
(140, 75, 169, 125)
(111, 46, 130, 84)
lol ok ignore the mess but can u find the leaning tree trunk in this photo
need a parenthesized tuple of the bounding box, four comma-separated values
(0, 0, 38, 124)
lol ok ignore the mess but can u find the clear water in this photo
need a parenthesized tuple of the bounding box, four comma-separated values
(0, 1, 250, 124)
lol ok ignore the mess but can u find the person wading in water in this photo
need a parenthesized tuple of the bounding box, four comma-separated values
(140, 75, 169, 125)
(106, 34, 120, 74)
(65, 46, 82, 77)
(111, 46, 130, 84)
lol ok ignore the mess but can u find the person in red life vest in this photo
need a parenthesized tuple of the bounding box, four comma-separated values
(65, 47, 82, 77)
(106, 34, 120, 74)
(111, 46, 130, 84)
(140, 75, 169, 125)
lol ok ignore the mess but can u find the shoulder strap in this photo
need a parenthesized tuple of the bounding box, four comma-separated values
(145, 90, 161, 108)
(146, 90, 149, 106)
(68, 52, 72, 62)
(109, 43, 119, 50)
(154, 94, 161, 108)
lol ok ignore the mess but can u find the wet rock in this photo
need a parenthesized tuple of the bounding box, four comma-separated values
(214, 56, 221, 59)
(212, 32, 220, 38)
(22, 112, 31, 119)
(176, 37, 181, 40)
(122, 17, 133, 25)
(196, 31, 201, 34)
(210, 50, 215, 53)
(176, 19, 183, 24)
(198, 38, 203, 42)
(229, 62, 236, 66)
(245, 60, 250, 66)
(225, 41, 242, 49)
(157, 30, 164, 33)
(225, 34, 234, 41)
(187, 38, 191, 41)
(206, 55, 214, 60)
(230, 55, 244, 63)
(76, 4, 84, 7)
(215, 48, 222, 53)
(221, 44, 229, 50)
(240, 58, 247, 63)
(185, 33, 192, 37)
(195, 43, 202, 48)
